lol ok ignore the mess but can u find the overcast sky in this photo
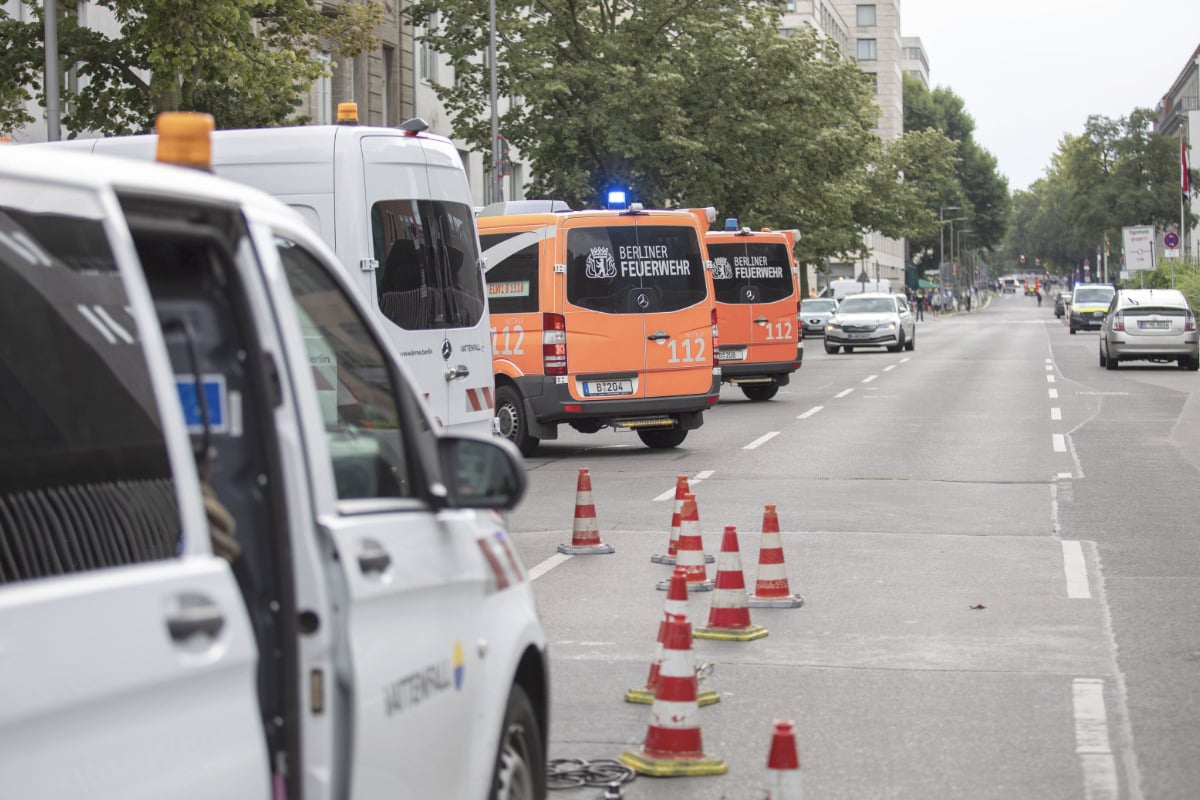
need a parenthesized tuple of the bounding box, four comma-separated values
(901, 0, 1200, 193)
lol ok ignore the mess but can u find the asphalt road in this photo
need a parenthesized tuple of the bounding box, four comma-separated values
(506, 291, 1200, 800)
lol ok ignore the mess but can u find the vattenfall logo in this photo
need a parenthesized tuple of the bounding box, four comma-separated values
(585, 246, 617, 279)
(383, 641, 465, 717)
(711, 257, 734, 280)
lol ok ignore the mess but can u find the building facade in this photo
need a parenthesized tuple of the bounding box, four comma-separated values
(1156, 43, 1200, 258)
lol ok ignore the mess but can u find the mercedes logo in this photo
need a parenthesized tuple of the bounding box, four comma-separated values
(441, 339, 452, 360)
(636, 293, 649, 309)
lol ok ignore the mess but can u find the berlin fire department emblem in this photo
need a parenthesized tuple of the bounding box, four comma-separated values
(584, 246, 617, 279)
(711, 256, 734, 280)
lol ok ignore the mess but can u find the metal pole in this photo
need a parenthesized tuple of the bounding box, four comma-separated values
(44, 0, 60, 141)
(488, 0, 501, 202)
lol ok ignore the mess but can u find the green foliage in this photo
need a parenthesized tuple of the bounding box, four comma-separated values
(0, 9, 42, 133)
(1, 0, 382, 136)
(1005, 109, 1197, 276)
(902, 74, 1010, 266)
(408, 0, 952, 269)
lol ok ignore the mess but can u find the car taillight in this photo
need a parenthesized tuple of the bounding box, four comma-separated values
(543, 312, 567, 375)
(1188, 314, 1197, 332)
(711, 307, 720, 367)
(1112, 312, 1124, 332)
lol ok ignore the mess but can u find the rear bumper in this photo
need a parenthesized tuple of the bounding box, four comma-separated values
(515, 374, 717, 435)
(719, 349, 802, 383)
(1108, 337, 1199, 360)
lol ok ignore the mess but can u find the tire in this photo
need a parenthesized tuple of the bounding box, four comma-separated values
(824, 343, 840, 354)
(1069, 325, 1076, 335)
(740, 383, 779, 402)
(904, 332, 915, 351)
(887, 332, 904, 353)
(490, 684, 546, 800)
(638, 426, 688, 449)
(1106, 349, 1118, 370)
(1190, 357, 1200, 372)
(495, 386, 539, 457)
(1099, 347, 1107, 368)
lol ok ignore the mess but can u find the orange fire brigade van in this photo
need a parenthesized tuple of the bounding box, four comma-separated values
(704, 224, 803, 400)
(479, 201, 721, 455)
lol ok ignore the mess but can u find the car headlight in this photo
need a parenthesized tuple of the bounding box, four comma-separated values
(826, 321, 841, 331)
(881, 321, 897, 330)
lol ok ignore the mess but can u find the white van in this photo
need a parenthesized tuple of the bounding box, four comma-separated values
(32, 106, 495, 435)
(2, 122, 547, 799)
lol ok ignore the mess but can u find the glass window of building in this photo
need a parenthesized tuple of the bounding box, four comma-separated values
(857, 5, 877, 26)
(857, 38, 877, 61)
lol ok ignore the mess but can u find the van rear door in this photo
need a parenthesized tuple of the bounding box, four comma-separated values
(0, 172, 268, 799)
(708, 237, 798, 366)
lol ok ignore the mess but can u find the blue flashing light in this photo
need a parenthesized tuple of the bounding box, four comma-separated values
(606, 189, 628, 210)
(724, 218, 738, 231)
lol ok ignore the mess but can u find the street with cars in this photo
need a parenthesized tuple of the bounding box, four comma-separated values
(507, 291, 1200, 799)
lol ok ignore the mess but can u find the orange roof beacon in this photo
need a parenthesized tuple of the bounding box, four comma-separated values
(704, 222, 803, 401)
(479, 200, 721, 455)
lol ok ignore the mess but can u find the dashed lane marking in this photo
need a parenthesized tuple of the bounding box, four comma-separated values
(744, 431, 780, 450)
(1073, 678, 1119, 800)
(862, 374, 878, 383)
(1051, 407, 1062, 420)
(835, 388, 855, 399)
(528, 553, 572, 581)
(797, 406, 824, 419)
(1053, 434, 1067, 452)
(653, 470, 715, 501)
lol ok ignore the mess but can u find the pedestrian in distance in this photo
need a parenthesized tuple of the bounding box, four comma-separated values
(1036, 290, 1043, 308)
(915, 288, 925, 321)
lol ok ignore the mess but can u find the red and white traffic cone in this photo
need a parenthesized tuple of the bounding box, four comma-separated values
(763, 720, 803, 799)
(656, 493, 713, 592)
(694, 525, 768, 641)
(619, 614, 728, 777)
(748, 504, 804, 608)
(651, 474, 688, 565)
(558, 468, 615, 555)
(627, 567, 719, 706)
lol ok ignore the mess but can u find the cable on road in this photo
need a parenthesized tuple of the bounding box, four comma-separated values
(546, 758, 636, 793)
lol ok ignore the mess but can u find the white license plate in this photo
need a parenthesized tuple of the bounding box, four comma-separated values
(1138, 320, 1170, 330)
(717, 348, 746, 362)
(848, 331, 873, 339)
(583, 379, 633, 397)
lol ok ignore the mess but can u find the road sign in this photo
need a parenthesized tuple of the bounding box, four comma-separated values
(1164, 231, 1180, 249)
(1122, 225, 1157, 272)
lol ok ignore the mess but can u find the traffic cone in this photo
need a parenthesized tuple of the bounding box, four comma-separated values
(650, 475, 688, 565)
(557, 468, 614, 555)
(694, 526, 768, 641)
(748, 504, 804, 608)
(656, 494, 713, 592)
(626, 567, 719, 706)
(763, 720, 803, 799)
(618, 613, 728, 777)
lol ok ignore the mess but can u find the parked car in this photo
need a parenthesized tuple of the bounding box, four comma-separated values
(824, 292, 915, 353)
(1054, 292, 1066, 318)
(1099, 288, 1199, 370)
(1069, 283, 1115, 333)
(800, 298, 839, 338)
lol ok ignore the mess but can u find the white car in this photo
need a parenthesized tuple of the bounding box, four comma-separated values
(1099, 288, 1200, 370)
(824, 292, 916, 353)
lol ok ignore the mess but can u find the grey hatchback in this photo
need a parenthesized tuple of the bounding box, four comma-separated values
(1099, 288, 1199, 370)
(800, 298, 838, 338)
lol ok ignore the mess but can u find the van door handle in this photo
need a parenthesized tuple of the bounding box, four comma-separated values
(647, 331, 671, 341)
(358, 549, 392, 574)
(445, 364, 470, 381)
(167, 601, 225, 641)
(753, 316, 769, 325)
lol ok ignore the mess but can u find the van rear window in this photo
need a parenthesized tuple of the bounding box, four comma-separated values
(707, 242, 794, 304)
(566, 224, 707, 314)
(373, 200, 486, 330)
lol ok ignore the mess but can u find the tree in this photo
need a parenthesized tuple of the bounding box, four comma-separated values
(409, 0, 951, 277)
(902, 74, 1009, 266)
(0, 0, 382, 136)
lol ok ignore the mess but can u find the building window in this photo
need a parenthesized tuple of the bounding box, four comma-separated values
(779, 0, 797, 11)
(779, 27, 795, 37)
(420, 12, 439, 83)
(856, 5, 876, 26)
(857, 38, 877, 61)
(382, 45, 395, 126)
(316, 53, 332, 125)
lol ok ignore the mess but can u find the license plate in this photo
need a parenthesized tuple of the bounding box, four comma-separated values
(848, 331, 873, 339)
(717, 348, 746, 362)
(583, 379, 633, 397)
(1138, 320, 1170, 330)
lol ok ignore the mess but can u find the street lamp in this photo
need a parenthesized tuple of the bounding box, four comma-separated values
(955, 229, 973, 290)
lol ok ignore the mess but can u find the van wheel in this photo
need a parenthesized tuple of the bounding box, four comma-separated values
(496, 386, 538, 456)
(638, 427, 688, 449)
(740, 383, 779, 402)
(490, 684, 545, 800)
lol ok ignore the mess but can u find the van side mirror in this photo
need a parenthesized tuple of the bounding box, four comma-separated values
(436, 434, 527, 510)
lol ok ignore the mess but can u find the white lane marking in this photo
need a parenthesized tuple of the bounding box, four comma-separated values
(797, 406, 824, 419)
(862, 374, 878, 384)
(1047, 374, 1057, 384)
(835, 388, 855, 399)
(883, 364, 897, 372)
(1058, 472, 1073, 479)
(1073, 679, 1119, 800)
(744, 431, 780, 450)
(528, 553, 572, 581)
(899, 357, 911, 363)
(653, 470, 716, 501)
(1051, 407, 1062, 421)
(1045, 358, 1053, 362)
(1053, 434, 1067, 452)
(1049, 388, 1059, 399)
(1062, 540, 1091, 599)
(1046, 364, 1054, 371)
